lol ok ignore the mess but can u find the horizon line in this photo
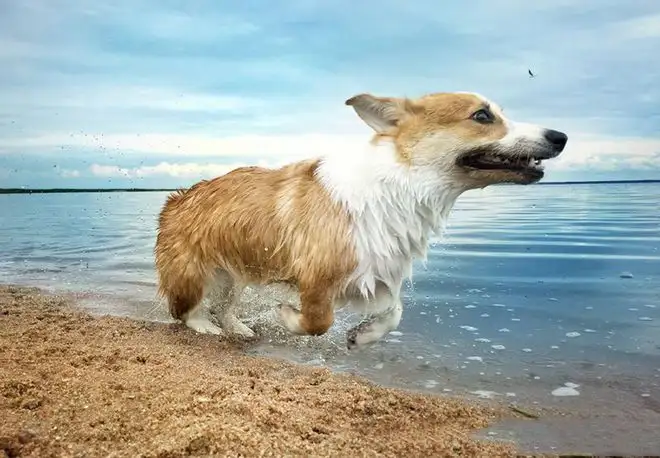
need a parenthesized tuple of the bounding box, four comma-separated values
(1, 179, 659, 194)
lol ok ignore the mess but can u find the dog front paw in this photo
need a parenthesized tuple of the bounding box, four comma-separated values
(277, 302, 305, 335)
(346, 326, 359, 349)
(346, 319, 377, 350)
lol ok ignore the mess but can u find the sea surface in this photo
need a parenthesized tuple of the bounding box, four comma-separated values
(1, 182, 659, 454)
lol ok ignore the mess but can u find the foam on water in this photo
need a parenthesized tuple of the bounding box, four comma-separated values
(471, 390, 500, 399)
(551, 382, 581, 397)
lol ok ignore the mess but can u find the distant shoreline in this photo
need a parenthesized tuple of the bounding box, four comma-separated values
(1, 179, 658, 194)
(537, 179, 660, 185)
(0, 188, 178, 194)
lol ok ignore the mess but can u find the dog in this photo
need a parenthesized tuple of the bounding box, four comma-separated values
(154, 91, 567, 349)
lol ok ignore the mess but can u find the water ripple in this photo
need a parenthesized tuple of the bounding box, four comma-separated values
(0, 183, 659, 395)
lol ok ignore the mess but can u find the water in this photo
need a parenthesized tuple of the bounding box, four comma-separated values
(1, 183, 660, 454)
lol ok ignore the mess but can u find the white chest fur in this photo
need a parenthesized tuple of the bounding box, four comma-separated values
(316, 140, 463, 299)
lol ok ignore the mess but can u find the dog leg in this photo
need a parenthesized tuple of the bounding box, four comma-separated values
(208, 271, 255, 340)
(182, 304, 224, 335)
(346, 287, 403, 349)
(278, 286, 334, 336)
(218, 284, 255, 340)
(162, 265, 219, 334)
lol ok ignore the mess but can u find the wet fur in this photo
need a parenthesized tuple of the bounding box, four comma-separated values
(154, 91, 567, 348)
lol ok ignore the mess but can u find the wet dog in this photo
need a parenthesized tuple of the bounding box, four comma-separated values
(154, 91, 567, 348)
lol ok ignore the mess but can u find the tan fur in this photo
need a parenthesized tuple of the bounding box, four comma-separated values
(154, 159, 357, 335)
(156, 91, 565, 342)
(348, 92, 507, 164)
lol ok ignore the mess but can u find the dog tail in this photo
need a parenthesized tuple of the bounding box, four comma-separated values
(155, 240, 207, 319)
(162, 274, 205, 320)
(155, 190, 208, 320)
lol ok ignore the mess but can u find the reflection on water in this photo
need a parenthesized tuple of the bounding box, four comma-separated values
(1, 183, 659, 454)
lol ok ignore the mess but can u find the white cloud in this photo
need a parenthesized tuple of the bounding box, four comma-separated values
(4, 123, 660, 173)
(66, 131, 660, 175)
(0, 38, 46, 59)
(4, 85, 260, 113)
(136, 12, 259, 42)
(615, 13, 660, 39)
(59, 169, 80, 178)
(552, 135, 660, 171)
(89, 161, 273, 179)
(10, 132, 369, 160)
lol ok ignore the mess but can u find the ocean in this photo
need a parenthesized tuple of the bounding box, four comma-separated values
(1, 182, 659, 454)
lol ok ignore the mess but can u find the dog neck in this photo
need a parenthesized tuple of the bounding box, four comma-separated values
(316, 138, 465, 298)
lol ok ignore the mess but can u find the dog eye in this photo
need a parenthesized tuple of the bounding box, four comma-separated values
(471, 109, 494, 124)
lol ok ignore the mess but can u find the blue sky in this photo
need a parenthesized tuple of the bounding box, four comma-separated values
(1, 0, 659, 188)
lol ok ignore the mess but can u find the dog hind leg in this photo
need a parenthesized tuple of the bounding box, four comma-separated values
(208, 270, 255, 340)
(182, 303, 224, 335)
(162, 267, 223, 335)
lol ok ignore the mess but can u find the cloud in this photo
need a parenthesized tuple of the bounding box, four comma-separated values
(1, 0, 659, 188)
(7, 132, 367, 160)
(5, 85, 261, 113)
(5, 128, 659, 173)
(89, 161, 269, 179)
(59, 168, 80, 178)
(615, 13, 660, 39)
(552, 135, 660, 171)
(121, 10, 259, 44)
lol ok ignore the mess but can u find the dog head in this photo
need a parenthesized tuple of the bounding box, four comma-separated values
(346, 91, 567, 187)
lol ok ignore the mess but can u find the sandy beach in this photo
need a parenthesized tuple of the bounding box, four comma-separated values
(0, 285, 518, 457)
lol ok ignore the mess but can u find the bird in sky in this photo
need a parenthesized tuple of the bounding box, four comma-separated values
(528, 69, 535, 78)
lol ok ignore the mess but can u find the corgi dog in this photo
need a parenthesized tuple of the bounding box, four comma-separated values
(154, 91, 567, 349)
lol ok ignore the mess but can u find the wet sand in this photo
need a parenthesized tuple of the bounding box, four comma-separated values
(0, 285, 516, 457)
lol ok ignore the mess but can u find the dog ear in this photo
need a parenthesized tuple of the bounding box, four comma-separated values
(345, 94, 418, 133)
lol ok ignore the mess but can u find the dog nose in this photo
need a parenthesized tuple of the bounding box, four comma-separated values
(544, 129, 568, 151)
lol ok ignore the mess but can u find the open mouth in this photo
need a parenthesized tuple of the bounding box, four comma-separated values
(458, 151, 546, 176)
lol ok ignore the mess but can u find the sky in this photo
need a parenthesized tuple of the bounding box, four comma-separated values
(1, 0, 659, 189)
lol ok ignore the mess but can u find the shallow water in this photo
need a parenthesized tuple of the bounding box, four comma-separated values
(1, 183, 659, 454)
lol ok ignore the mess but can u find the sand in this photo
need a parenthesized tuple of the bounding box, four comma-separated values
(0, 285, 517, 457)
